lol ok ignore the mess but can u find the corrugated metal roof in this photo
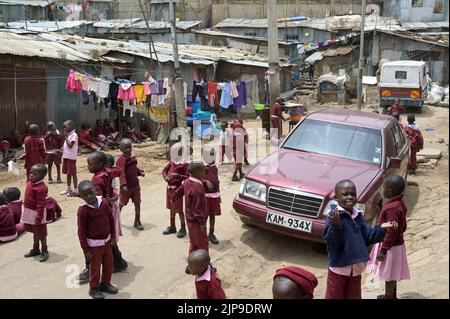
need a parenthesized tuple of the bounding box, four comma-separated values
(0, 0, 54, 6)
(322, 46, 356, 57)
(401, 21, 449, 30)
(0, 32, 90, 61)
(93, 19, 201, 31)
(93, 18, 142, 29)
(214, 18, 328, 31)
(0, 29, 283, 68)
(214, 15, 400, 32)
(7, 20, 94, 31)
(193, 29, 292, 46)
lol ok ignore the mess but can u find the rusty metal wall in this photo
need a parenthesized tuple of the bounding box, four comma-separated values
(45, 64, 114, 132)
(0, 63, 47, 137)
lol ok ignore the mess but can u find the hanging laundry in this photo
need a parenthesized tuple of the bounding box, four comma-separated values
(233, 81, 247, 108)
(123, 100, 133, 117)
(192, 80, 202, 102)
(149, 77, 159, 95)
(107, 82, 119, 110)
(207, 82, 219, 107)
(144, 82, 151, 96)
(86, 77, 99, 94)
(133, 84, 146, 106)
(230, 82, 239, 99)
(66, 69, 82, 93)
(98, 80, 110, 99)
(118, 83, 136, 101)
(219, 83, 233, 109)
(158, 79, 165, 95)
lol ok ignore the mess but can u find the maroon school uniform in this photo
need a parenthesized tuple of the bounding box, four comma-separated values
(378, 195, 407, 255)
(77, 196, 115, 289)
(92, 169, 116, 199)
(404, 125, 424, 171)
(7, 200, 23, 225)
(203, 164, 221, 216)
(117, 154, 142, 206)
(172, 177, 208, 254)
(44, 131, 64, 165)
(162, 160, 189, 213)
(0, 205, 17, 241)
(23, 136, 46, 179)
(195, 266, 227, 299)
(389, 104, 406, 115)
(22, 181, 48, 240)
(45, 197, 62, 223)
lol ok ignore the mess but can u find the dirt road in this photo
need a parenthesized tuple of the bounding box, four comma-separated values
(0, 104, 448, 299)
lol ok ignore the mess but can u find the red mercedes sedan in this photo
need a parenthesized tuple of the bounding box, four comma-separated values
(233, 108, 410, 243)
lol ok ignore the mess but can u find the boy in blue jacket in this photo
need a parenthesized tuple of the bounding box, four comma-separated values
(323, 180, 397, 299)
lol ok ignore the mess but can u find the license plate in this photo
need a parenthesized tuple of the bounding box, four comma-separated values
(266, 211, 312, 233)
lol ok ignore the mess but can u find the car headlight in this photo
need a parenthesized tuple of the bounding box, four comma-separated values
(356, 203, 366, 215)
(323, 199, 338, 216)
(240, 178, 266, 203)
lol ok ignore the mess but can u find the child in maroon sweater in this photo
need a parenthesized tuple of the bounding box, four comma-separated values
(162, 142, 189, 238)
(21, 164, 49, 262)
(3, 187, 23, 225)
(367, 175, 410, 299)
(77, 180, 118, 299)
(43, 121, 64, 184)
(404, 114, 424, 175)
(201, 146, 221, 245)
(45, 197, 62, 224)
(117, 138, 145, 230)
(0, 193, 23, 243)
(18, 124, 46, 181)
(186, 249, 226, 299)
(172, 162, 209, 255)
(388, 99, 406, 115)
(272, 266, 318, 299)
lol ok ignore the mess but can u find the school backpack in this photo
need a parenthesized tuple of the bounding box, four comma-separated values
(404, 126, 424, 151)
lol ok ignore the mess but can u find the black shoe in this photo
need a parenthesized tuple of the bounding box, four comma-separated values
(39, 251, 49, 262)
(177, 228, 187, 238)
(377, 294, 385, 299)
(99, 283, 118, 295)
(244, 160, 250, 166)
(409, 169, 416, 175)
(76, 268, 89, 282)
(89, 288, 105, 300)
(208, 233, 219, 245)
(163, 226, 177, 235)
(134, 221, 144, 231)
(239, 172, 245, 180)
(24, 249, 40, 258)
(232, 175, 240, 182)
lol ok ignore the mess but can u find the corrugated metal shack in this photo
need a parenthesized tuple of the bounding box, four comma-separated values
(90, 19, 202, 44)
(0, 0, 53, 23)
(0, 29, 292, 137)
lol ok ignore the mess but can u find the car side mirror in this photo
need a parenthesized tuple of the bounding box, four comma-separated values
(388, 157, 401, 169)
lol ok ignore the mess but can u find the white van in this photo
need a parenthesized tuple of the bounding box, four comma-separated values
(379, 61, 428, 113)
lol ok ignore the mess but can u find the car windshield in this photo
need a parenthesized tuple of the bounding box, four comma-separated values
(282, 119, 382, 165)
